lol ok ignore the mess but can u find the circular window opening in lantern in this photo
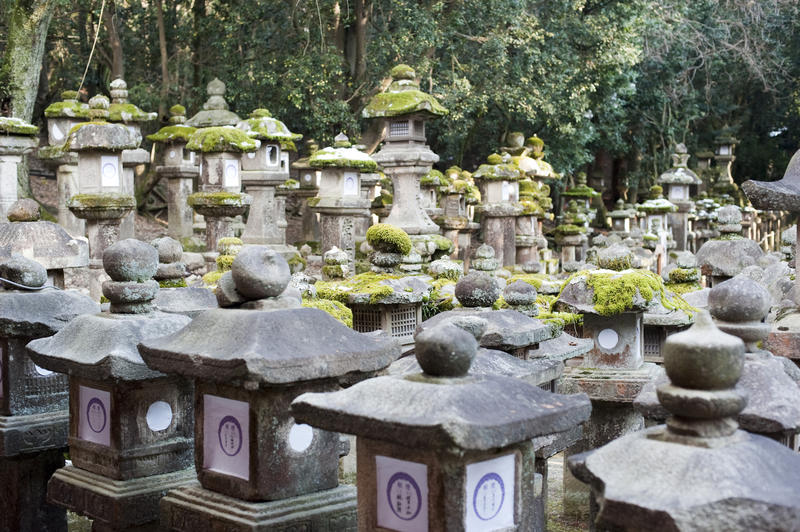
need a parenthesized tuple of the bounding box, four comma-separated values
(288, 422, 314, 453)
(34, 364, 54, 376)
(146, 400, 174, 432)
(597, 328, 619, 350)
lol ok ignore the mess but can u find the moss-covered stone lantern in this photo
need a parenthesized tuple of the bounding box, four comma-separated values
(64, 94, 141, 299)
(292, 320, 591, 531)
(40, 90, 90, 236)
(27, 239, 195, 531)
(0, 116, 39, 221)
(608, 198, 634, 238)
(236, 108, 302, 257)
(147, 104, 198, 240)
(107, 78, 157, 239)
(0, 255, 98, 532)
(657, 144, 701, 252)
(185, 125, 257, 261)
(364, 64, 448, 259)
(138, 247, 401, 529)
(308, 133, 375, 269)
(472, 153, 524, 267)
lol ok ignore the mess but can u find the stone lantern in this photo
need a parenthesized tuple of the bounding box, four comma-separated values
(555, 201, 588, 272)
(308, 133, 375, 268)
(419, 168, 445, 218)
(64, 94, 141, 299)
(696, 205, 763, 287)
(713, 126, 739, 196)
(561, 172, 600, 225)
(608, 199, 633, 238)
(185, 126, 257, 261)
(289, 139, 322, 245)
(0, 255, 98, 532)
(292, 319, 591, 531)
(151, 237, 218, 318)
(364, 64, 448, 259)
(436, 166, 480, 262)
(27, 239, 195, 532)
(568, 312, 800, 530)
(0, 116, 39, 221)
(138, 247, 401, 529)
(657, 144, 702, 251)
(472, 153, 524, 267)
(147, 104, 198, 240)
(107, 78, 157, 239)
(0, 199, 89, 289)
(236, 108, 302, 256)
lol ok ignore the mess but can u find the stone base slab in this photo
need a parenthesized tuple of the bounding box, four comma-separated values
(0, 410, 68, 456)
(765, 317, 800, 362)
(561, 363, 660, 402)
(47, 465, 195, 530)
(160, 481, 357, 531)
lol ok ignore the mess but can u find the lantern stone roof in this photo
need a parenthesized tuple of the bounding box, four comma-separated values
(742, 148, 800, 211)
(0, 116, 38, 136)
(44, 90, 90, 119)
(0, 219, 88, 271)
(185, 78, 241, 127)
(292, 320, 590, 450)
(63, 95, 141, 152)
(658, 144, 702, 186)
(106, 78, 157, 123)
(236, 109, 302, 151)
(472, 153, 524, 182)
(363, 64, 447, 119)
(308, 134, 378, 171)
(186, 125, 259, 153)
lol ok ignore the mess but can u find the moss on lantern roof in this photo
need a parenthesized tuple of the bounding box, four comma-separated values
(472, 155, 524, 182)
(146, 124, 197, 143)
(362, 64, 447, 119)
(0, 116, 38, 135)
(420, 169, 448, 186)
(639, 197, 677, 214)
(44, 98, 90, 119)
(169, 104, 186, 116)
(68, 193, 136, 209)
(237, 109, 302, 151)
(366, 223, 412, 255)
(555, 223, 585, 236)
(562, 184, 600, 198)
(316, 272, 399, 305)
(108, 103, 157, 123)
(64, 120, 141, 151)
(302, 298, 353, 328)
(187, 191, 249, 207)
(308, 146, 378, 171)
(186, 126, 259, 153)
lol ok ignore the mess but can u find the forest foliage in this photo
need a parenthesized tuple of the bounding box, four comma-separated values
(2, 0, 800, 197)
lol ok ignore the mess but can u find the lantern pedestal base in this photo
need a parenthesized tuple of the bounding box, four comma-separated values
(47, 465, 195, 532)
(0, 448, 66, 532)
(0, 410, 68, 456)
(159, 481, 357, 531)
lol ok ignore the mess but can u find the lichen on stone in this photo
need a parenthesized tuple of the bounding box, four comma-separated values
(366, 223, 412, 255)
(187, 191, 248, 207)
(186, 126, 259, 153)
(0, 116, 38, 135)
(67, 193, 136, 209)
(316, 272, 398, 304)
(108, 103, 157, 123)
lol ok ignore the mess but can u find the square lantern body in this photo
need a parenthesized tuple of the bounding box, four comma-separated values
(199, 152, 242, 192)
(612, 217, 630, 233)
(350, 303, 422, 349)
(67, 375, 194, 480)
(667, 184, 690, 202)
(0, 337, 68, 418)
(77, 150, 124, 194)
(163, 143, 196, 167)
(355, 437, 537, 531)
(241, 143, 282, 173)
(195, 380, 341, 502)
(443, 194, 466, 219)
(386, 117, 426, 144)
(482, 181, 519, 204)
(48, 118, 84, 147)
(318, 168, 361, 198)
(582, 312, 643, 370)
(299, 169, 321, 189)
(648, 214, 668, 234)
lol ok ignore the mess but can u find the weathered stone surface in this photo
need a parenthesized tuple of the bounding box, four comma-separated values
(154, 286, 219, 318)
(152, 236, 183, 263)
(569, 428, 800, 530)
(27, 311, 191, 381)
(742, 149, 800, 211)
(215, 271, 245, 307)
(0, 221, 89, 271)
(6, 198, 40, 222)
(414, 322, 477, 377)
(696, 238, 763, 278)
(230, 246, 291, 300)
(0, 289, 98, 338)
(503, 279, 537, 306)
(0, 255, 47, 287)
(527, 332, 593, 362)
(454, 271, 500, 307)
(103, 239, 159, 282)
(418, 308, 551, 351)
(139, 308, 401, 384)
(292, 367, 591, 450)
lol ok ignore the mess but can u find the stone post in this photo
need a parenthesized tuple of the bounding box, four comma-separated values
(0, 117, 39, 220)
(0, 256, 98, 532)
(473, 153, 524, 267)
(28, 239, 195, 532)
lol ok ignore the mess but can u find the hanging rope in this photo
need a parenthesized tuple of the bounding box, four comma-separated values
(78, 0, 107, 94)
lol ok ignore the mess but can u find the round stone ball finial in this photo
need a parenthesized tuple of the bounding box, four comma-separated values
(88, 94, 110, 120)
(230, 246, 291, 300)
(168, 104, 187, 124)
(390, 64, 416, 81)
(101, 239, 160, 313)
(207, 78, 226, 96)
(455, 271, 500, 308)
(109, 78, 129, 103)
(333, 132, 351, 148)
(151, 236, 183, 264)
(503, 280, 537, 307)
(0, 255, 47, 288)
(7, 198, 41, 222)
(415, 322, 478, 377)
(708, 275, 771, 349)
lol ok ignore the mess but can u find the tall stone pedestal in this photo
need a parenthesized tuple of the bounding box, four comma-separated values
(163, 167, 197, 240)
(120, 148, 149, 239)
(160, 482, 357, 531)
(1, 449, 67, 532)
(57, 162, 86, 237)
(0, 135, 39, 221)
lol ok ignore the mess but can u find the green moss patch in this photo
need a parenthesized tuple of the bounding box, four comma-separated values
(363, 89, 447, 119)
(0, 116, 38, 135)
(188, 191, 249, 207)
(44, 100, 90, 119)
(316, 272, 399, 304)
(159, 279, 187, 288)
(186, 126, 258, 153)
(308, 146, 378, 171)
(366, 223, 412, 254)
(302, 298, 353, 328)
(147, 125, 197, 143)
(109, 103, 156, 122)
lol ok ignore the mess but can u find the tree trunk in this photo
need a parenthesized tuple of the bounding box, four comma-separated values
(192, 0, 205, 90)
(102, 0, 125, 80)
(155, 0, 170, 121)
